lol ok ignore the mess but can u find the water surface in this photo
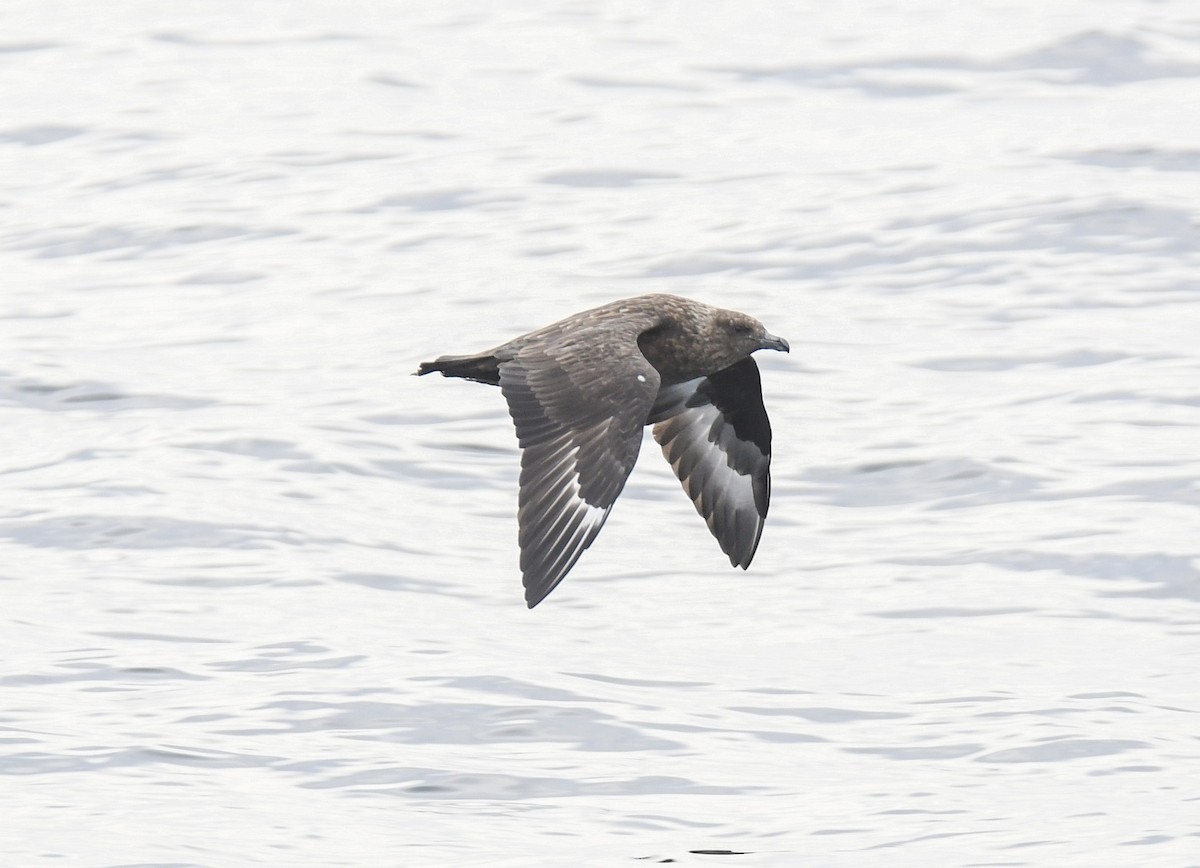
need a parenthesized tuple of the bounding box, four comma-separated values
(3, 2, 1199, 865)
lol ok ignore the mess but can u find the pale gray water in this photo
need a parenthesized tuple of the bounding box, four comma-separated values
(3, 2, 1200, 866)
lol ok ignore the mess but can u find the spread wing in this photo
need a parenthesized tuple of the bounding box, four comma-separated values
(648, 357, 772, 569)
(499, 336, 660, 608)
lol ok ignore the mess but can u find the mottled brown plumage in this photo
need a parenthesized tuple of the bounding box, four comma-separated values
(416, 294, 788, 608)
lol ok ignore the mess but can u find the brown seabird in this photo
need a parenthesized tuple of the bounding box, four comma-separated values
(416, 294, 789, 608)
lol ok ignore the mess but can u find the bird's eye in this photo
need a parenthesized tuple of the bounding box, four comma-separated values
(732, 323, 752, 334)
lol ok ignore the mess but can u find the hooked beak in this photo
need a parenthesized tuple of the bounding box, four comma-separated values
(759, 332, 790, 353)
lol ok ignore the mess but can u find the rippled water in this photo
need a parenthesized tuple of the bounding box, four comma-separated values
(4, 2, 1200, 865)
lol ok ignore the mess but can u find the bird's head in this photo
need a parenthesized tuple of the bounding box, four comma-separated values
(708, 310, 790, 369)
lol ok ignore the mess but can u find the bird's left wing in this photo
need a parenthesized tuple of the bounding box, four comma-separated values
(648, 356, 772, 569)
(499, 329, 660, 607)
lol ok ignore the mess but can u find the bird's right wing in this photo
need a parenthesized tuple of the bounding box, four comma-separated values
(648, 357, 772, 569)
(499, 335, 660, 608)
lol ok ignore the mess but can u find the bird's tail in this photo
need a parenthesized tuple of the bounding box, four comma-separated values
(415, 352, 501, 386)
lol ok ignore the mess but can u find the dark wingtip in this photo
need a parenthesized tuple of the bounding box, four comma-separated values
(525, 584, 549, 609)
(525, 568, 572, 608)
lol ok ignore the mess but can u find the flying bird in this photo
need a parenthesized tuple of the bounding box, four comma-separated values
(416, 294, 788, 608)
